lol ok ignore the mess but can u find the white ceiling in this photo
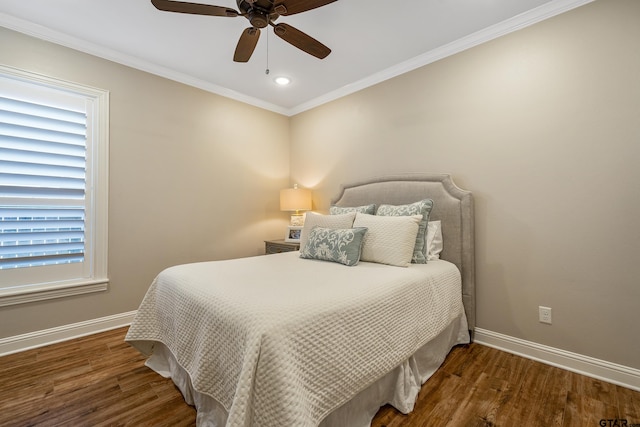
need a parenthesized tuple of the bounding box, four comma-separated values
(0, 0, 591, 115)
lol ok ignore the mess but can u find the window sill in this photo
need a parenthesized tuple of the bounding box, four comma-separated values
(0, 278, 109, 307)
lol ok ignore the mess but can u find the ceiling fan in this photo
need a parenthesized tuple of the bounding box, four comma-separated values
(151, 0, 336, 62)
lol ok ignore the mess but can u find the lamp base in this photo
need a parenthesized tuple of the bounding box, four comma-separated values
(290, 213, 305, 226)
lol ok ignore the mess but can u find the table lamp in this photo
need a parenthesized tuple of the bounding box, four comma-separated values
(280, 184, 312, 226)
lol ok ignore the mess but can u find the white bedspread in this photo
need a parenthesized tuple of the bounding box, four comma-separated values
(125, 252, 466, 427)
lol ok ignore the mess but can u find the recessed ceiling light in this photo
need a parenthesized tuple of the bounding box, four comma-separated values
(274, 76, 291, 86)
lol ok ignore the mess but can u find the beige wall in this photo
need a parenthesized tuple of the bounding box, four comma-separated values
(0, 27, 291, 337)
(290, 0, 640, 369)
(1, 0, 638, 371)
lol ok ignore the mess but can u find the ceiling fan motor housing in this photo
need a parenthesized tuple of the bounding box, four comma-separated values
(248, 10, 268, 27)
(237, 0, 280, 28)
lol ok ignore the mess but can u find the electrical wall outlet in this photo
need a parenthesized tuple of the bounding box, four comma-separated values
(539, 306, 552, 324)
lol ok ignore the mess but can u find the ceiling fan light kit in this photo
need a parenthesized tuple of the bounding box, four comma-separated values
(151, 0, 336, 63)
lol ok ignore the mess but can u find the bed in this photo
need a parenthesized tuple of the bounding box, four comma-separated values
(125, 173, 475, 427)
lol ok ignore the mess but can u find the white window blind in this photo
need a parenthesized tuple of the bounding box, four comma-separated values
(0, 96, 88, 269)
(0, 66, 109, 306)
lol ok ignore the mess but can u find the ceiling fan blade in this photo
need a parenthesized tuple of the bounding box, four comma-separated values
(274, 0, 337, 16)
(151, 0, 238, 17)
(234, 28, 261, 62)
(273, 23, 330, 59)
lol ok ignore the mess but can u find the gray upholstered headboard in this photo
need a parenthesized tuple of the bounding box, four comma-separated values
(331, 174, 476, 335)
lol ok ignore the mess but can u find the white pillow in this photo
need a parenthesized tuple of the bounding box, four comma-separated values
(353, 213, 422, 267)
(426, 220, 443, 260)
(375, 199, 433, 264)
(299, 212, 356, 250)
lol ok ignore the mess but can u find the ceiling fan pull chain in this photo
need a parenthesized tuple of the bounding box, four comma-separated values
(265, 29, 270, 75)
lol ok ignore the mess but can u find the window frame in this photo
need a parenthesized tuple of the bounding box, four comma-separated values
(0, 65, 109, 307)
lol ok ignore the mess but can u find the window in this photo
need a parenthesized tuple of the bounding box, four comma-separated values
(0, 65, 109, 306)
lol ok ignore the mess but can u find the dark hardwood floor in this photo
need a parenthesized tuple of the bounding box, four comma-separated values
(0, 327, 638, 426)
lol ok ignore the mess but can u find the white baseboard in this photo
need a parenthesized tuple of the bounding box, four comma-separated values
(474, 328, 640, 392)
(3, 317, 638, 393)
(0, 311, 137, 357)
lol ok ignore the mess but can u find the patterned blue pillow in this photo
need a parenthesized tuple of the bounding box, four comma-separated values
(375, 199, 434, 264)
(329, 204, 376, 215)
(299, 226, 368, 266)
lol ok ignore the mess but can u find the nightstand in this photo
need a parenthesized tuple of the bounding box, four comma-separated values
(264, 239, 300, 254)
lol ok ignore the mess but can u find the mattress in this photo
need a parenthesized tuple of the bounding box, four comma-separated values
(125, 251, 468, 427)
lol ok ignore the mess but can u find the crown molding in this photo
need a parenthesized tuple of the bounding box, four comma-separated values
(0, 13, 289, 116)
(1, 0, 594, 117)
(288, 0, 595, 116)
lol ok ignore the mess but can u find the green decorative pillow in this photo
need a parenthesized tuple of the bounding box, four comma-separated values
(299, 212, 356, 249)
(299, 226, 368, 266)
(329, 204, 376, 215)
(376, 199, 434, 264)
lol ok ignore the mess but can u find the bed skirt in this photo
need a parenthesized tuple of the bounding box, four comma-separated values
(145, 313, 469, 427)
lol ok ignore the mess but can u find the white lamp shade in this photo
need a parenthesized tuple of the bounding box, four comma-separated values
(280, 186, 312, 212)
